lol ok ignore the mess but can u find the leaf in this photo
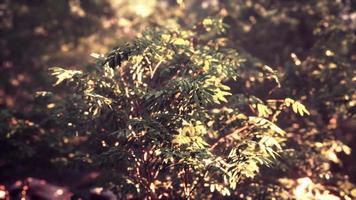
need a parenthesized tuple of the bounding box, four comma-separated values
(161, 33, 171, 42)
(292, 102, 298, 114)
(260, 136, 282, 150)
(203, 18, 213, 26)
(342, 145, 351, 155)
(265, 147, 277, 159)
(249, 116, 286, 135)
(284, 98, 310, 116)
(210, 184, 215, 192)
(173, 38, 189, 46)
(172, 134, 191, 146)
(326, 151, 339, 163)
(256, 103, 272, 117)
(49, 67, 83, 86)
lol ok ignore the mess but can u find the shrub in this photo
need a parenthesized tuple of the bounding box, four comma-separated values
(46, 18, 311, 199)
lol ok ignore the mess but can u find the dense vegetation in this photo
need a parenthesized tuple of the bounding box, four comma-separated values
(0, 0, 355, 199)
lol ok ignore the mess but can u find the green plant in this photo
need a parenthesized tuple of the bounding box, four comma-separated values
(46, 18, 310, 199)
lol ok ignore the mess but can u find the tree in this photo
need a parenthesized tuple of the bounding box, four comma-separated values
(45, 17, 311, 199)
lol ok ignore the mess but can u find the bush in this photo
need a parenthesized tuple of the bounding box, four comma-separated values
(44, 17, 314, 199)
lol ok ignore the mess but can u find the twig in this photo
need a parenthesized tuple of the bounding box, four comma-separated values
(151, 60, 164, 78)
(210, 125, 249, 150)
(145, 56, 153, 75)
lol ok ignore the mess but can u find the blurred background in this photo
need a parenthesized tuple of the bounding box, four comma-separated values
(0, 0, 355, 199)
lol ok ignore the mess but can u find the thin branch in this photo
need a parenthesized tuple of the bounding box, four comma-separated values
(210, 125, 249, 150)
(145, 56, 153, 75)
(151, 60, 164, 78)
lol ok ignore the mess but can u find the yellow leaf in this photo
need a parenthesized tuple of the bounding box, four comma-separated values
(257, 103, 272, 117)
(292, 103, 298, 114)
(327, 151, 339, 163)
(203, 60, 210, 71)
(173, 38, 189, 46)
(203, 18, 213, 26)
(342, 145, 351, 155)
(161, 33, 171, 42)
(284, 98, 294, 107)
(295, 101, 310, 116)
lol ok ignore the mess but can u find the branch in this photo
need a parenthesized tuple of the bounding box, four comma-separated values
(151, 60, 164, 78)
(209, 125, 249, 150)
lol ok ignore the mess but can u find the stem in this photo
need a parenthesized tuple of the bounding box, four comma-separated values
(210, 125, 249, 150)
(151, 60, 164, 78)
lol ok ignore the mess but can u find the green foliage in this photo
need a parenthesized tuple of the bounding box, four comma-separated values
(46, 17, 310, 199)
